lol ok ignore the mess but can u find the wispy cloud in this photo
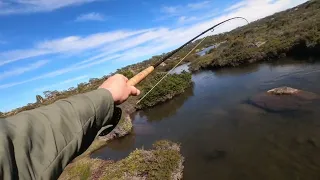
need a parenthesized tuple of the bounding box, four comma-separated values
(187, 1, 211, 9)
(34, 75, 88, 92)
(75, 12, 105, 22)
(0, 60, 49, 81)
(160, 0, 213, 19)
(177, 16, 198, 24)
(161, 1, 211, 15)
(0, 29, 150, 67)
(161, 6, 178, 14)
(0, 0, 98, 15)
(0, 54, 121, 89)
(0, 0, 308, 90)
(225, 1, 247, 12)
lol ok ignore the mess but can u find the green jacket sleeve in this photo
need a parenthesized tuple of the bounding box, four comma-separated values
(0, 89, 114, 180)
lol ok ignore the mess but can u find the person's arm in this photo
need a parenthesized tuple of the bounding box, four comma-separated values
(0, 74, 140, 180)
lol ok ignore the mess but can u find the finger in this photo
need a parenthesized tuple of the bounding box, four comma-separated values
(115, 74, 128, 81)
(129, 86, 140, 96)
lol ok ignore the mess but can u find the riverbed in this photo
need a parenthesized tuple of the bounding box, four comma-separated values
(92, 57, 320, 180)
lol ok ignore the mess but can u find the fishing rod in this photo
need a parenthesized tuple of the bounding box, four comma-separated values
(126, 17, 249, 87)
(101, 17, 249, 136)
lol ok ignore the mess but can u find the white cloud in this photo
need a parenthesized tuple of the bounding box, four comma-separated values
(0, 60, 49, 81)
(187, 1, 210, 9)
(0, 0, 308, 89)
(157, 1, 220, 24)
(178, 16, 198, 24)
(34, 75, 88, 92)
(225, 1, 247, 12)
(0, 49, 50, 67)
(0, 0, 97, 15)
(160, 1, 212, 19)
(162, 6, 178, 14)
(0, 29, 150, 66)
(75, 12, 105, 22)
(0, 54, 121, 89)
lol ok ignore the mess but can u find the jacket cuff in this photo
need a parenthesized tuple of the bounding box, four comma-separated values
(84, 88, 114, 127)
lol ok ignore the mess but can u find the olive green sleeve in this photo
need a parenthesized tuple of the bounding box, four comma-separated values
(0, 89, 114, 180)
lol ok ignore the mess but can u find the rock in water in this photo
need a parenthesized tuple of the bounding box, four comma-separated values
(267, 86, 300, 95)
(249, 87, 320, 112)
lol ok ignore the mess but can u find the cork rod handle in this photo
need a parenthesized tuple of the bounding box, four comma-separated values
(127, 66, 155, 86)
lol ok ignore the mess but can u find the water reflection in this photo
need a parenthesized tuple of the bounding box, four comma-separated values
(212, 63, 260, 77)
(137, 85, 194, 122)
(169, 62, 191, 74)
(197, 45, 216, 56)
(92, 134, 137, 160)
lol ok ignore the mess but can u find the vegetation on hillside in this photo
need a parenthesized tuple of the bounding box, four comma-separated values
(190, 0, 320, 71)
(1, 70, 193, 117)
(136, 71, 192, 109)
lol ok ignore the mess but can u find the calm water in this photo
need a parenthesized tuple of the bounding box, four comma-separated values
(197, 45, 216, 56)
(93, 57, 320, 180)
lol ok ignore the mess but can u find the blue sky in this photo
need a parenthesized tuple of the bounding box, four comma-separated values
(0, 0, 307, 111)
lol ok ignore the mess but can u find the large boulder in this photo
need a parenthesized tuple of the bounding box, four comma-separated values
(249, 87, 320, 112)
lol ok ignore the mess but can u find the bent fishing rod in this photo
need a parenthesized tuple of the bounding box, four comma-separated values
(101, 17, 249, 135)
(126, 17, 249, 104)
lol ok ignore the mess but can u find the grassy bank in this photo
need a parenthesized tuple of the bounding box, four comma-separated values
(60, 107, 184, 180)
(59, 140, 184, 180)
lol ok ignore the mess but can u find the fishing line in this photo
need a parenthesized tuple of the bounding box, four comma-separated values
(126, 17, 249, 104)
(136, 36, 208, 104)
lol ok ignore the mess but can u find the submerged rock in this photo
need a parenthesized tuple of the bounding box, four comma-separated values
(132, 123, 155, 135)
(204, 149, 227, 162)
(249, 87, 320, 112)
(60, 140, 184, 180)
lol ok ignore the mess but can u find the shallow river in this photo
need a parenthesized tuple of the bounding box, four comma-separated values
(93, 57, 320, 180)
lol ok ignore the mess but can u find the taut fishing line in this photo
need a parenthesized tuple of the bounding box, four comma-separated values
(129, 17, 249, 104)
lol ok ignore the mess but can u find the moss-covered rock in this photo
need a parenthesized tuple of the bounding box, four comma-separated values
(60, 140, 184, 180)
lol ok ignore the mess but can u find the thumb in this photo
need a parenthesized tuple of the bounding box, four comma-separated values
(130, 86, 140, 96)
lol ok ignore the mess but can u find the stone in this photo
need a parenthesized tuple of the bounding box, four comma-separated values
(267, 86, 300, 95)
(249, 87, 320, 112)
